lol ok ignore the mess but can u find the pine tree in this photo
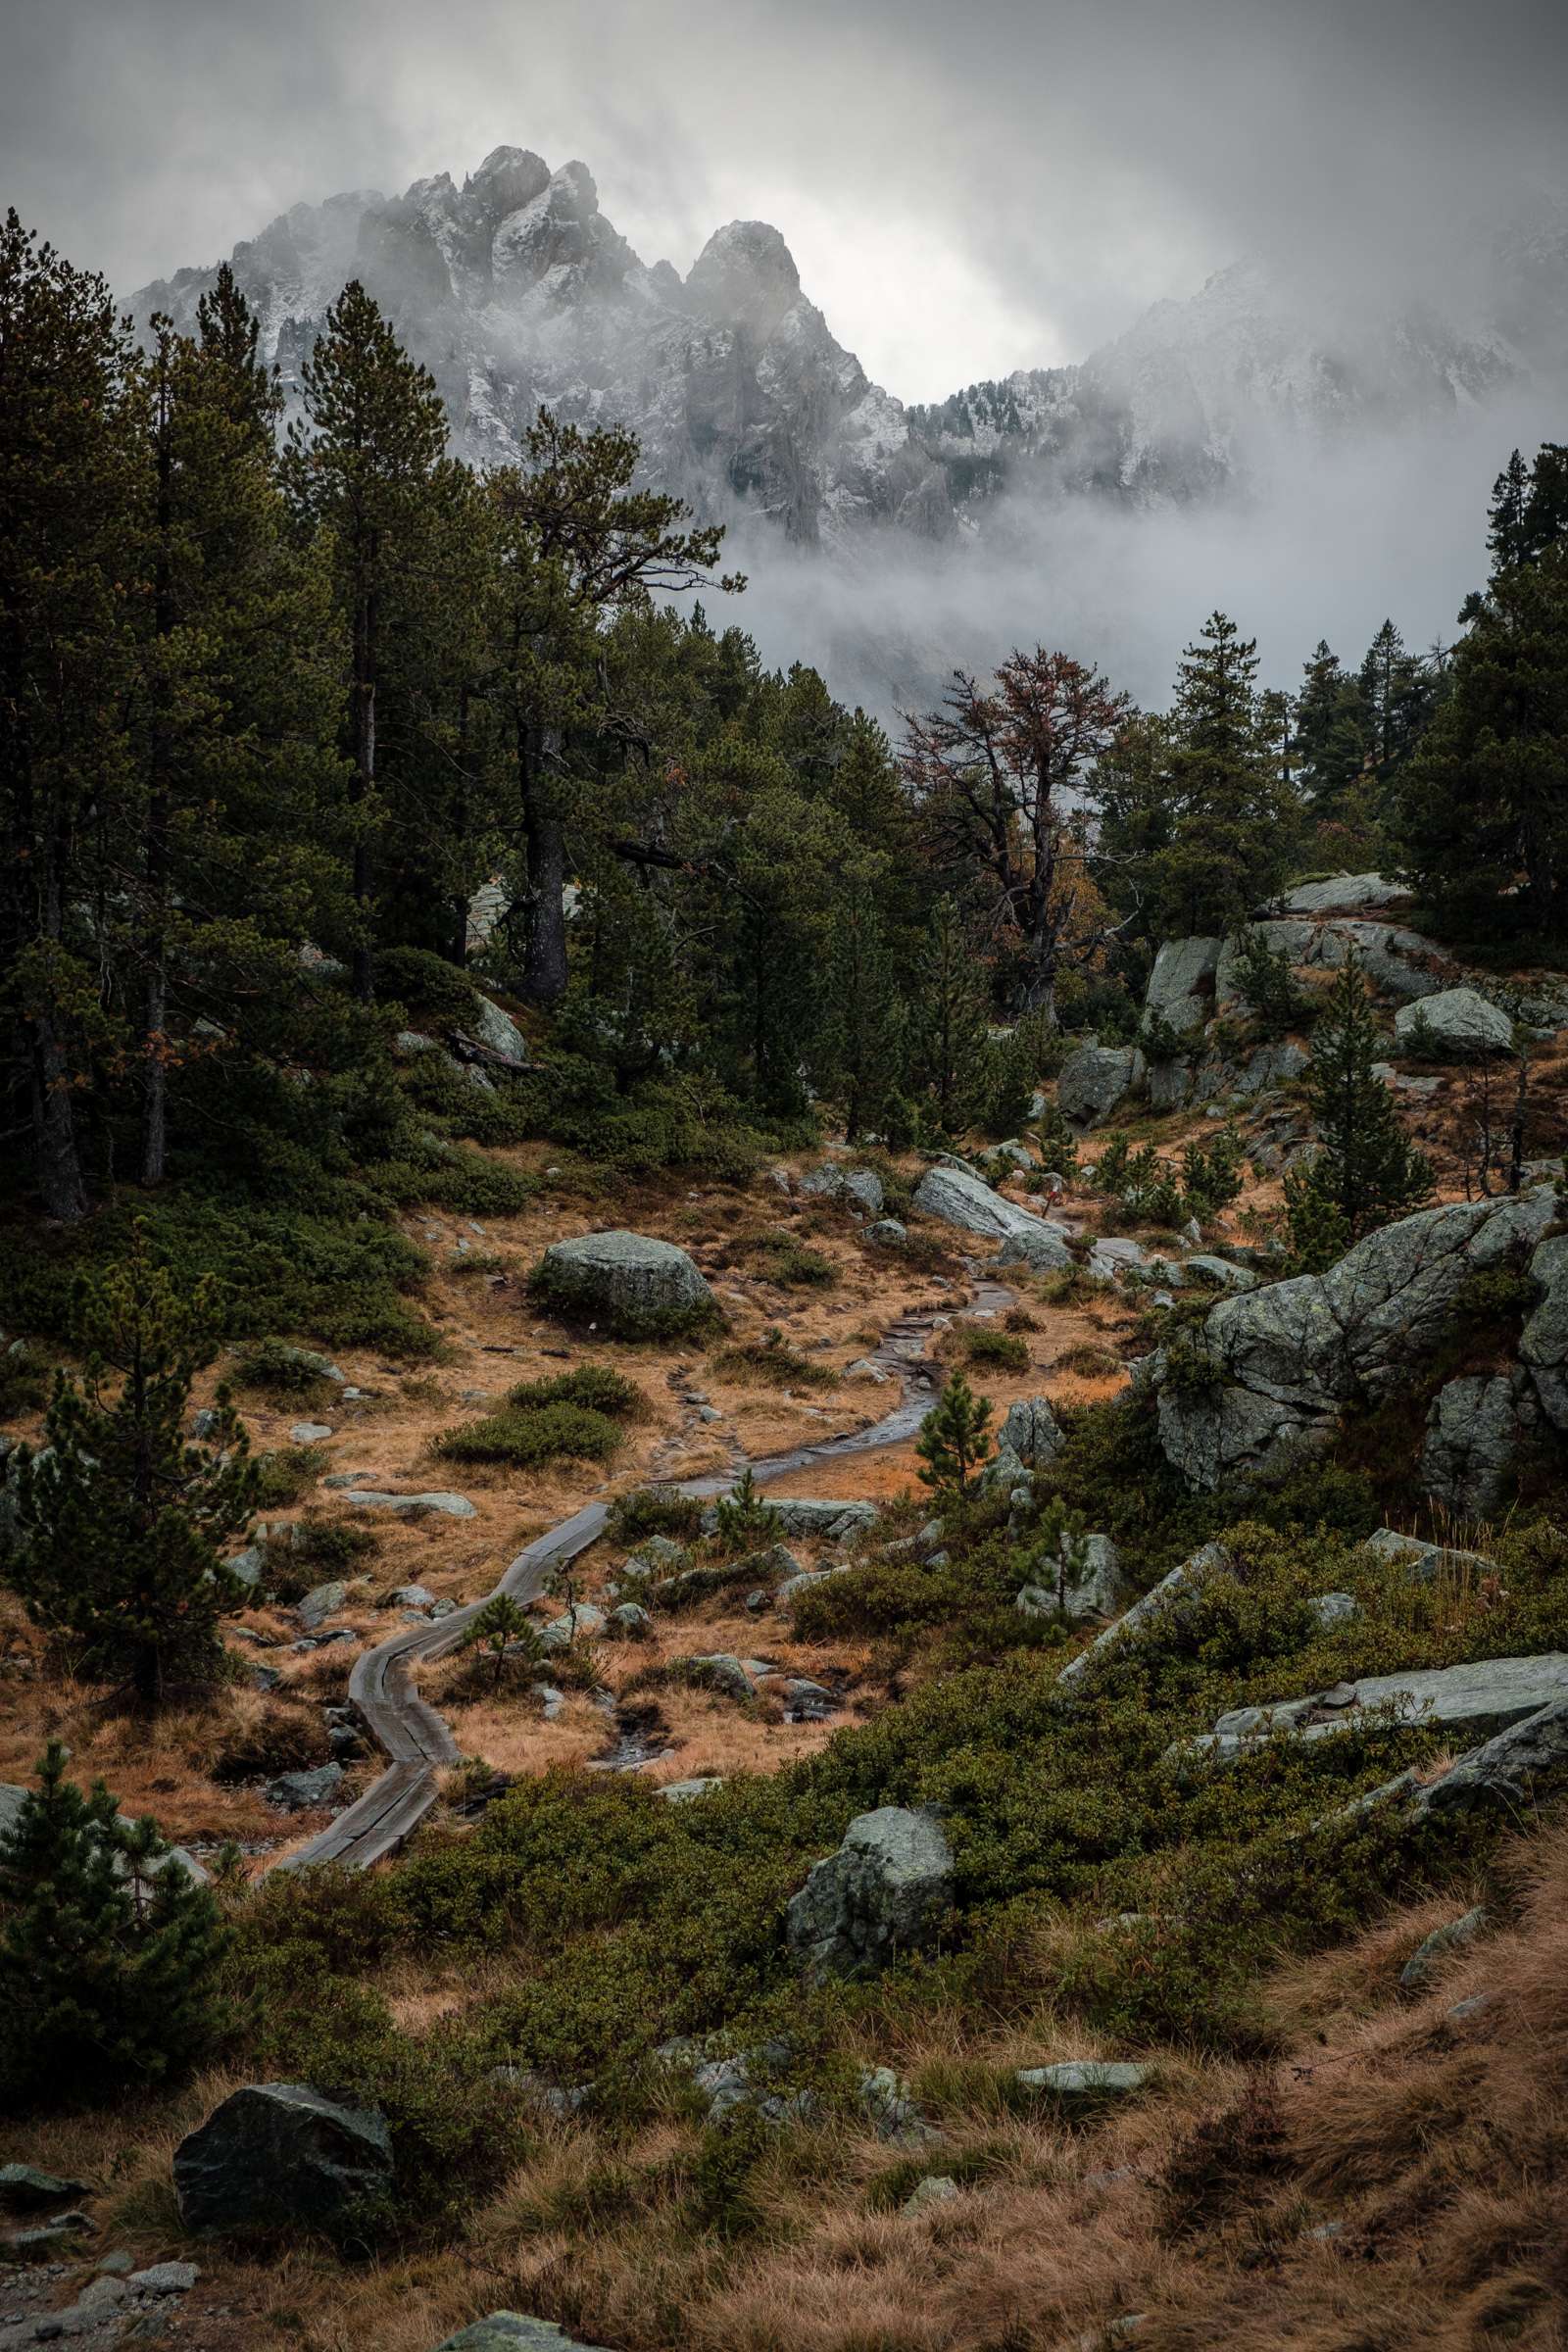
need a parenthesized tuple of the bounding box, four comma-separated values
(1289, 952, 1433, 1250)
(283, 282, 450, 1000)
(1398, 545, 1568, 932)
(0, 213, 140, 1220)
(1294, 641, 1368, 816)
(8, 1227, 257, 1704)
(819, 887, 906, 1139)
(0, 1741, 227, 2106)
(916, 1370, 994, 1500)
(463, 1592, 537, 1690)
(487, 410, 735, 1006)
(1487, 450, 1533, 577)
(1153, 612, 1304, 933)
(911, 897, 989, 1133)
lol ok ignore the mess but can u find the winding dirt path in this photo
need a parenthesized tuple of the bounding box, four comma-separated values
(270, 1279, 1013, 1874)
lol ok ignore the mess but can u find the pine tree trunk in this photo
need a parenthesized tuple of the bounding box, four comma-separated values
(30, 1011, 88, 1223)
(29, 793, 88, 1223)
(141, 379, 173, 1190)
(350, 546, 378, 1004)
(518, 720, 568, 1005)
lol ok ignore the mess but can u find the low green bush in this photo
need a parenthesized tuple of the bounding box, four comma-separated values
(435, 1400, 624, 1469)
(958, 1327, 1031, 1372)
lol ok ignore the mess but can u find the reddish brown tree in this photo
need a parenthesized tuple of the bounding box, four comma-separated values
(902, 648, 1131, 1015)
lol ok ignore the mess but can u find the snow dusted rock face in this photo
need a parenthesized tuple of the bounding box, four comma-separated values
(132, 148, 951, 553)
(133, 151, 1568, 568)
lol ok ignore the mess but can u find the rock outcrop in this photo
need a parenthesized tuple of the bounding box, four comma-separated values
(910, 1164, 1073, 1269)
(786, 1806, 955, 1981)
(1144, 937, 1222, 1035)
(1395, 987, 1512, 1057)
(173, 2082, 393, 2234)
(1147, 1188, 1557, 1492)
(1057, 1045, 1147, 1128)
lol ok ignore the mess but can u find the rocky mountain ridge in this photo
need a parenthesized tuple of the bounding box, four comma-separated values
(132, 147, 1568, 551)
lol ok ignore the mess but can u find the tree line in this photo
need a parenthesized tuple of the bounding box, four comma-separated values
(5, 206, 1565, 1223)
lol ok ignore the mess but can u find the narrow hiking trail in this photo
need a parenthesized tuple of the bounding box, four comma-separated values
(270, 1277, 1017, 1874)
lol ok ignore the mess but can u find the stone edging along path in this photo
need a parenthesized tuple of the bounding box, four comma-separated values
(270, 1278, 1014, 1874)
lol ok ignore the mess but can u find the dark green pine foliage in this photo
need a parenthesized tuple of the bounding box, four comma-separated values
(0, 1740, 228, 2106)
(0, 211, 140, 1222)
(915, 1370, 994, 1500)
(9, 1229, 257, 1704)
(1286, 952, 1433, 1258)
(282, 281, 451, 999)
(126, 290, 348, 1186)
(1295, 640, 1369, 817)
(911, 897, 989, 1134)
(1356, 619, 1438, 796)
(1398, 545, 1568, 933)
(819, 889, 906, 1140)
(1156, 612, 1303, 934)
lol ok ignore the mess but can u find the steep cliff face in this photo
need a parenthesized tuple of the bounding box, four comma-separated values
(134, 146, 953, 547)
(134, 148, 1568, 545)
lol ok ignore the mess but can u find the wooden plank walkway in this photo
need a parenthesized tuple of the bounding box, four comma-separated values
(268, 1278, 1010, 1876)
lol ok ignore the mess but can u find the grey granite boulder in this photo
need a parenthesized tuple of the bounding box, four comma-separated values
(1346, 1696, 1568, 1830)
(1018, 1534, 1127, 1623)
(1144, 936, 1222, 1035)
(1150, 1188, 1556, 1491)
(1000, 1396, 1065, 1471)
(1234, 1039, 1309, 1097)
(1519, 1233, 1568, 1430)
(471, 996, 530, 1062)
(802, 1160, 885, 1215)
(1214, 921, 1317, 1015)
(267, 1763, 345, 1811)
(1420, 1369, 1539, 1517)
(1058, 1542, 1233, 1686)
(863, 1217, 907, 1247)
(1057, 1045, 1147, 1128)
(530, 1229, 716, 1333)
(786, 1805, 955, 1981)
(606, 1601, 652, 1640)
(1183, 1254, 1259, 1293)
(1015, 2060, 1151, 2104)
(435, 2319, 613, 2352)
(1400, 1906, 1487, 1991)
(1395, 987, 1512, 1057)
(173, 2082, 392, 2233)
(1273, 872, 1409, 915)
(346, 1491, 477, 1519)
(1189, 1655, 1568, 1767)
(911, 1163, 1073, 1270)
(297, 1580, 348, 1630)
(537, 1602, 605, 1653)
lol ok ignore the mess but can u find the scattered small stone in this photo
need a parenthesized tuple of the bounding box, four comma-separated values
(902, 2174, 959, 2215)
(125, 2263, 199, 2297)
(1400, 1905, 1487, 1991)
(0, 2166, 90, 2213)
(266, 1763, 344, 1811)
(1014, 2060, 1152, 2105)
(288, 1422, 334, 1445)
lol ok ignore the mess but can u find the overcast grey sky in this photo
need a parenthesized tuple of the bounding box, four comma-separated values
(4, 0, 1566, 399)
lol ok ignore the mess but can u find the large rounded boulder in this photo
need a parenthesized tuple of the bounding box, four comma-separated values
(172, 2082, 393, 2234)
(528, 1229, 717, 1337)
(786, 1805, 955, 1982)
